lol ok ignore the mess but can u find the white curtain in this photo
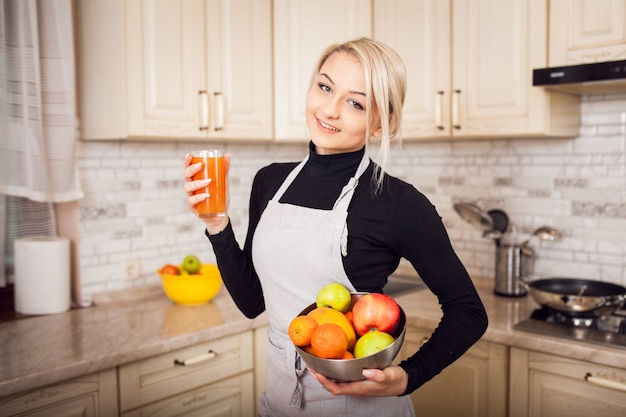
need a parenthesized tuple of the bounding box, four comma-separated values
(0, 0, 83, 287)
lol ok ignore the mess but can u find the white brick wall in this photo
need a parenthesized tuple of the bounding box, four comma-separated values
(77, 94, 626, 300)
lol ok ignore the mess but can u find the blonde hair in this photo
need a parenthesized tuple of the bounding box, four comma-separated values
(309, 37, 407, 192)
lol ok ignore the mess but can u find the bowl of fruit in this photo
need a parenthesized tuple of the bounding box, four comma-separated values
(157, 255, 222, 305)
(289, 283, 406, 382)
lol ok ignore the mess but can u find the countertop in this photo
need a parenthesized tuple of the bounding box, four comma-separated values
(1, 278, 625, 397)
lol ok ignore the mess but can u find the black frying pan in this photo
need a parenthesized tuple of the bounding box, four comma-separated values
(526, 277, 626, 314)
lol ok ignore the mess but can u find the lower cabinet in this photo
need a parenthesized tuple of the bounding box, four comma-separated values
(509, 348, 626, 417)
(0, 369, 118, 417)
(118, 331, 255, 416)
(402, 326, 508, 417)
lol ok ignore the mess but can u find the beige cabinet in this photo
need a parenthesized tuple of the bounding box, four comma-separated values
(119, 331, 255, 416)
(78, 0, 272, 140)
(273, 0, 372, 141)
(375, 0, 580, 140)
(402, 326, 508, 417)
(373, 0, 451, 139)
(549, 0, 626, 66)
(509, 347, 626, 417)
(0, 369, 118, 417)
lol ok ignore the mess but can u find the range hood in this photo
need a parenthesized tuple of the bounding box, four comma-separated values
(533, 60, 626, 95)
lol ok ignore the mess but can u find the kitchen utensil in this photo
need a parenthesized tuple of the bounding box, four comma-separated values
(294, 293, 406, 382)
(158, 264, 223, 305)
(483, 209, 509, 243)
(453, 203, 493, 232)
(525, 278, 626, 315)
(494, 244, 533, 297)
(520, 225, 560, 249)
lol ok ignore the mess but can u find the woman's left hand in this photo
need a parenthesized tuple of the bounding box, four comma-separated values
(308, 365, 408, 397)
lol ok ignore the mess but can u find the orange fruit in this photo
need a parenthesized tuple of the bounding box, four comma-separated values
(310, 323, 348, 359)
(341, 350, 355, 360)
(344, 310, 353, 323)
(307, 307, 357, 350)
(288, 315, 318, 346)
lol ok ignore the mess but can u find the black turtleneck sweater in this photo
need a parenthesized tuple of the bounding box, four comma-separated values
(206, 143, 487, 395)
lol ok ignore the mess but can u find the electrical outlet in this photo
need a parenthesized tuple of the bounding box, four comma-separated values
(123, 259, 141, 280)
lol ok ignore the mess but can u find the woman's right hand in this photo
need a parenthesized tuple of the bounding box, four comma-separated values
(183, 153, 231, 235)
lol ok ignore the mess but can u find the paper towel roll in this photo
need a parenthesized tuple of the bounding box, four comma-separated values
(15, 236, 71, 315)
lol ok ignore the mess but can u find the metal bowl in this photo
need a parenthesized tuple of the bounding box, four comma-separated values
(294, 293, 406, 382)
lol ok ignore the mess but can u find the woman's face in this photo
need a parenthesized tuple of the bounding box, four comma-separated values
(306, 51, 369, 155)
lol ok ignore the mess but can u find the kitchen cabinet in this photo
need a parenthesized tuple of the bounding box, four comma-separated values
(375, 0, 580, 140)
(118, 331, 254, 416)
(549, 0, 626, 66)
(402, 326, 508, 417)
(78, 0, 272, 141)
(273, 0, 372, 141)
(509, 347, 626, 417)
(0, 369, 118, 417)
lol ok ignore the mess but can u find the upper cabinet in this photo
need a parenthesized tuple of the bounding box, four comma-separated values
(376, 0, 580, 141)
(273, 0, 372, 141)
(77, 0, 580, 141)
(78, 0, 272, 141)
(549, 0, 626, 66)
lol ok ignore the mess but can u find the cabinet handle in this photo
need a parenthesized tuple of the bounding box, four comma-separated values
(452, 89, 461, 130)
(199, 90, 209, 131)
(435, 91, 444, 130)
(174, 349, 217, 366)
(584, 372, 626, 392)
(214, 92, 224, 131)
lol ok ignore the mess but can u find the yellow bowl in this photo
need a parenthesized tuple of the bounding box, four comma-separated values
(158, 264, 223, 305)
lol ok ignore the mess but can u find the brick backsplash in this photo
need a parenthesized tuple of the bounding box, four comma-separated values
(77, 94, 626, 301)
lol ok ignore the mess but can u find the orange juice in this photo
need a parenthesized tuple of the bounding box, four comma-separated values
(191, 150, 226, 217)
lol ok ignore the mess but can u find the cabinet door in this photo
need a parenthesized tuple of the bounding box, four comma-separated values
(273, 0, 372, 141)
(509, 348, 626, 417)
(452, 0, 579, 138)
(205, 0, 273, 139)
(373, 0, 451, 139)
(126, 0, 272, 140)
(404, 327, 508, 417)
(126, 0, 207, 138)
(122, 373, 255, 417)
(549, 0, 626, 65)
(0, 369, 118, 417)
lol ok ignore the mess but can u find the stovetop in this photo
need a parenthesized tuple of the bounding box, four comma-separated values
(514, 306, 626, 351)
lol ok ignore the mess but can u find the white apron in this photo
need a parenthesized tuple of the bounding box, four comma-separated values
(252, 154, 415, 417)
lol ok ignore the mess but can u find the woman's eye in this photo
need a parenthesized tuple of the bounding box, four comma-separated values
(318, 83, 331, 93)
(348, 100, 364, 111)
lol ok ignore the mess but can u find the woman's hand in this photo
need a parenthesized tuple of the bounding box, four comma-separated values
(183, 153, 231, 234)
(308, 365, 408, 397)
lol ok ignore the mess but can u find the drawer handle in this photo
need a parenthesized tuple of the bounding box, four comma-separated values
(435, 91, 444, 130)
(584, 372, 626, 392)
(174, 350, 217, 366)
(213, 92, 224, 131)
(452, 89, 461, 130)
(199, 90, 209, 131)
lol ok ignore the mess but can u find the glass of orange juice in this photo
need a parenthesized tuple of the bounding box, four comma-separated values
(191, 150, 227, 217)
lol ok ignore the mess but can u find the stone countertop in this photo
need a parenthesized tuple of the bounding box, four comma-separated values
(1, 278, 625, 398)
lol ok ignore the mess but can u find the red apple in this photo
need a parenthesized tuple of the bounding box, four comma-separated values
(351, 293, 401, 336)
(159, 264, 180, 275)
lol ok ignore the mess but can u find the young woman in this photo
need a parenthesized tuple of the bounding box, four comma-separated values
(183, 37, 487, 416)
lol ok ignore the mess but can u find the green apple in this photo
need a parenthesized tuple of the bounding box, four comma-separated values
(182, 254, 201, 274)
(353, 331, 395, 358)
(316, 283, 351, 313)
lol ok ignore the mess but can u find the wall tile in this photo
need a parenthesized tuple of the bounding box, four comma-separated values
(77, 95, 626, 298)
